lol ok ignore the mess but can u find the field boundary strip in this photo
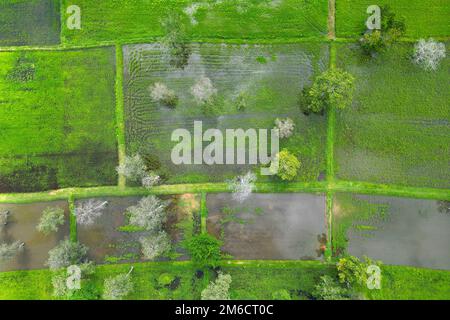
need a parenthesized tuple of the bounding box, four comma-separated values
(68, 194, 77, 243)
(327, 0, 336, 40)
(1, 36, 449, 53)
(115, 44, 126, 188)
(0, 181, 448, 205)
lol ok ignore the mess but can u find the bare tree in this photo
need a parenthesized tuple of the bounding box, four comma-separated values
(126, 196, 169, 232)
(228, 171, 257, 203)
(75, 199, 108, 226)
(0, 211, 9, 231)
(413, 39, 446, 71)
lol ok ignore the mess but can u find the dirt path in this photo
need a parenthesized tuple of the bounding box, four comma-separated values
(328, 0, 336, 39)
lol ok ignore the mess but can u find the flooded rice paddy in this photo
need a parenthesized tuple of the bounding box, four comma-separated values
(207, 193, 327, 260)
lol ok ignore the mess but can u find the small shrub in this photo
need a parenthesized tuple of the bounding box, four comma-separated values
(313, 275, 349, 300)
(235, 92, 247, 111)
(158, 273, 176, 286)
(7, 61, 35, 82)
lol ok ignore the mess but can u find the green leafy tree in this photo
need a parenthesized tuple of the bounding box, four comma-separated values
(201, 272, 232, 300)
(360, 30, 385, 55)
(360, 5, 406, 56)
(306, 69, 355, 113)
(184, 234, 222, 267)
(273, 149, 301, 181)
(337, 255, 379, 288)
(37, 207, 65, 235)
(103, 269, 134, 300)
(381, 5, 406, 34)
(161, 12, 191, 69)
(313, 275, 349, 300)
(47, 239, 88, 270)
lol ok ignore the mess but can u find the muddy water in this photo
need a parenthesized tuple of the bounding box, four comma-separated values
(77, 195, 199, 264)
(346, 195, 450, 270)
(0, 201, 69, 271)
(207, 193, 327, 260)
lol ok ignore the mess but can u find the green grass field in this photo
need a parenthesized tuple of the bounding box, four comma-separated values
(61, 0, 328, 45)
(0, 48, 118, 192)
(335, 43, 449, 188)
(335, 0, 450, 38)
(0, 260, 449, 300)
(0, 0, 60, 46)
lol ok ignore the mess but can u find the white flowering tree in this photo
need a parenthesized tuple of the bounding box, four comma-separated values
(126, 196, 169, 232)
(103, 268, 134, 300)
(228, 171, 257, 203)
(149, 82, 178, 107)
(116, 154, 160, 188)
(274, 118, 295, 139)
(141, 173, 160, 189)
(116, 154, 147, 182)
(139, 231, 171, 260)
(191, 76, 217, 104)
(37, 207, 65, 235)
(201, 272, 232, 300)
(75, 199, 108, 226)
(0, 241, 24, 264)
(413, 39, 446, 71)
(46, 239, 88, 270)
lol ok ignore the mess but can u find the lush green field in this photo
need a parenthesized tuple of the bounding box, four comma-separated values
(335, 0, 450, 38)
(61, 0, 328, 45)
(0, 48, 118, 192)
(335, 43, 449, 188)
(0, 260, 449, 300)
(124, 43, 329, 184)
(0, 0, 60, 46)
